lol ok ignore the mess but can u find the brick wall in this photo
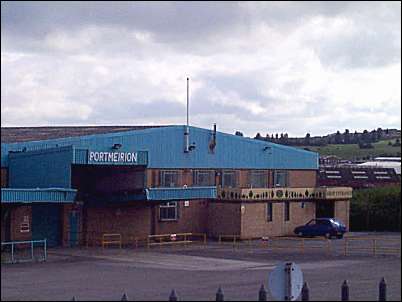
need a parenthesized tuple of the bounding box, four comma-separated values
(207, 202, 241, 238)
(288, 170, 317, 187)
(155, 200, 208, 235)
(334, 200, 350, 231)
(10, 206, 32, 241)
(240, 201, 316, 239)
(1, 168, 7, 187)
(86, 203, 151, 245)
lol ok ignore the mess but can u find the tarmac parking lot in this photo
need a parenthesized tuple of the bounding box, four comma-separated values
(1, 232, 401, 301)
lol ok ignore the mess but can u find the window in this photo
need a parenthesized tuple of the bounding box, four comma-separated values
(193, 170, 215, 186)
(248, 170, 268, 188)
(267, 203, 273, 222)
(160, 170, 180, 187)
(159, 202, 178, 221)
(274, 170, 288, 187)
(222, 171, 237, 188)
(284, 201, 290, 221)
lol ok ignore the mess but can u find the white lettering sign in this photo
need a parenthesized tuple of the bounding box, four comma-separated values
(88, 151, 138, 163)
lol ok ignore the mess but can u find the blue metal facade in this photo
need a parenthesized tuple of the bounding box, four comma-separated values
(1, 125, 318, 171)
(146, 186, 217, 201)
(1, 188, 77, 204)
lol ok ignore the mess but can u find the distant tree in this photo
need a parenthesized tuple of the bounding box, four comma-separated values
(254, 132, 262, 140)
(334, 130, 342, 144)
(275, 133, 279, 140)
(362, 130, 370, 143)
(271, 134, 274, 140)
(377, 128, 383, 140)
(344, 129, 351, 144)
(393, 138, 401, 147)
(305, 133, 311, 145)
(235, 131, 244, 137)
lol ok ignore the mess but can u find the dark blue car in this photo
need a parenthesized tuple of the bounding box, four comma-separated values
(294, 218, 347, 239)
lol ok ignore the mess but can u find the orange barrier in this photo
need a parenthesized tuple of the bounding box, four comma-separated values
(102, 233, 122, 249)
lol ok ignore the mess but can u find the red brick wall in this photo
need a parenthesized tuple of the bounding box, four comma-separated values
(240, 201, 316, 239)
(86, 203, 151, 245)
(1, 168, 7, 187)
(334, 200, 350, 230)
(288, 170, 317, 187)
(155, 200, 209, 235)
(207, 202, 241, 238)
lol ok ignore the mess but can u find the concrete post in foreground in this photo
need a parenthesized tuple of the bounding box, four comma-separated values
(258, 284, 267, 301)
(341, 280, 349, 301)
(379, 278, 387, 301)
(301, 282, 310, 301)
(169, 289, 178, 301)
(216, 286, 224, 301)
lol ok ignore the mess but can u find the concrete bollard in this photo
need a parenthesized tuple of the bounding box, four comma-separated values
(301, 282, 310, 301)
(216, 286, 224, 301)
(121, 293, 128, 301)
(341, 280, 349, 301)
(169, 289, 178, 301)
(71, 296, 76, 301)
(379, 278, 387, 301)
(258, 284, 267, 301)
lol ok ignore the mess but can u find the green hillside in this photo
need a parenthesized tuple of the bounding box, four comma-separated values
(298, 139, 401, 160)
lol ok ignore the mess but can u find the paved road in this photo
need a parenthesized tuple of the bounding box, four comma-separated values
(1, 233, 401, 301)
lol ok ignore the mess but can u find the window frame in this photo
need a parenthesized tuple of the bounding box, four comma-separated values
(159, 201, 178, 221)
(273, 170, 289, 187)
(248, 170, 269, 188)
(160, 170, 180, 187)
(267, 202, 273, 222)
(193, 170, 216, 187)
(221, 170, 237, 188)
(284, 201, 290, 222)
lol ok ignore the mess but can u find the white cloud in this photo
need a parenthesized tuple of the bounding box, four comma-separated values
(1, 1, 401, 137)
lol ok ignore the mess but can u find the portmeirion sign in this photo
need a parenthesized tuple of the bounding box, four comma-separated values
(88, 151, 138, 164)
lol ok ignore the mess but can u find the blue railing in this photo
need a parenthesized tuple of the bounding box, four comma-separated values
(146, 186, 217, 201)
(1, 239, 47, 264)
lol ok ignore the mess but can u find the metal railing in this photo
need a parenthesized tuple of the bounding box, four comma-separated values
(69, 278, 389, 301)
(147, 233, 207, 248)
(1, 239, 47, 264)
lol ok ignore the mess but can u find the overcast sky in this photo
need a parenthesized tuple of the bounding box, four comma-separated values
(1, 1, 401, 137)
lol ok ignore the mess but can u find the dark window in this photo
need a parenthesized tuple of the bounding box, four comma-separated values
(159, 202, 178, 221)
(193, 170, 215, 186)
(274, 171, 288, 187)
(160, 171, 180, 187)
(267, 203, 273, 222)
(284, 201, 290, 221)
(222, 171, 237, 188)
(249, 170, 269, 188)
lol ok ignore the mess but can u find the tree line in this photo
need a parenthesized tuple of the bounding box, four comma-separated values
(243, 128, 401, 147)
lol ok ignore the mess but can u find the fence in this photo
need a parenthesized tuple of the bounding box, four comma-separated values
(147, 233, 207, 248)
(344, 237, 400, 256)
(69, 278, 389, 301)
(1, 239, 47, 264)
(217, 235, 400, 257)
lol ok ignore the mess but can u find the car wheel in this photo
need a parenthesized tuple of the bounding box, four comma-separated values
(336, 234, 343, 239)
(298, 232, 303, 237)
(325, 233, 331, 239)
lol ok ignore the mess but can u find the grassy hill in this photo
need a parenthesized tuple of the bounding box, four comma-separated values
(298, 139, 401, 160)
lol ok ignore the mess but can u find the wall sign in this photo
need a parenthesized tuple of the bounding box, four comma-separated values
(88, 151, 138, 164)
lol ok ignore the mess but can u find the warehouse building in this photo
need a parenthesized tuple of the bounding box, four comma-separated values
(1, 125, 352, 247)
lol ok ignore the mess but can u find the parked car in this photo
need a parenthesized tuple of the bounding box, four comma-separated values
(294, 218, 347, 239)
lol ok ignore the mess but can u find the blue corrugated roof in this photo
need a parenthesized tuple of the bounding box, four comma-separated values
(1, 125, 318, 170)
(1, 188, 77, 204)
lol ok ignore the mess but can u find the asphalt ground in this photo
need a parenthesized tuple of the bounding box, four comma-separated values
(1, 232, 400, 301)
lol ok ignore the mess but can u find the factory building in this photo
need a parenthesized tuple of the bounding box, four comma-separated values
(1, 125, 352, 247)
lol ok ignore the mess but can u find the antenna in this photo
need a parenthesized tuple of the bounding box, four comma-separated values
(184, 77, 190, 152)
